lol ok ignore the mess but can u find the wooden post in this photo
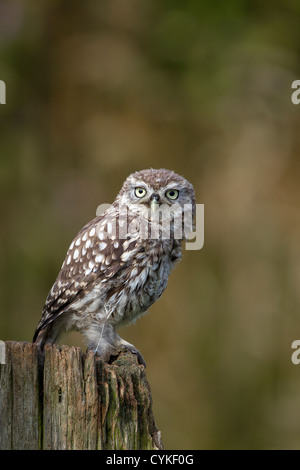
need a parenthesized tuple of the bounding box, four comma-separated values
(0, 341, 163, 450)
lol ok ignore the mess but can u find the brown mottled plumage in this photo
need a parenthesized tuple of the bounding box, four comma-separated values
(33, 169, 195, 364)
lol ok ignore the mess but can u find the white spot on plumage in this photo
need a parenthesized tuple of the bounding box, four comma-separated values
(140, 267, 148, 283)
(82, 232, 88, 242)
(69, 241, 74, 250)
(88, 260, 95, 270)
(85, 239, 92, 249)
(114, 241, 119, 249)
(121, 250, 131, 262)
(122, 239, 133, 251)
(75, 237, 81, 246)
(73, 249, 79, 260)
(122, 240, 128, 250)
(130, 267, 138, 278)
(129, 277, 141, 292)
(89, 227, 96, 237)
(107, 222, 112, 235)
(99, 242, 107, 251)
(95, 254, 104, 263)
(66, 255, 71, 265)
(82, 246, 87, 256)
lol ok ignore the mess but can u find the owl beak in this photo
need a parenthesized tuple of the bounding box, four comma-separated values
(150, 194, 160, 212)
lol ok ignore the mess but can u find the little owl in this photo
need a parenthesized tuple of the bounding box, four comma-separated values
(33, 168, 195, 365)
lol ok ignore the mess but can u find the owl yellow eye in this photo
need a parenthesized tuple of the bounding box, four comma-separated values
(165, 189, 179, 200)
(135, 187, 147, 198)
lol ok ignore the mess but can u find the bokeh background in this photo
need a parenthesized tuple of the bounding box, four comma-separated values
(1, 0, 300, 449)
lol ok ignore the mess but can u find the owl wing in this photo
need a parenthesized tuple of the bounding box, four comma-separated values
(33, 213, 139, 340)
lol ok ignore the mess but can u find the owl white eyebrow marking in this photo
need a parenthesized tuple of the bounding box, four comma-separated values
(132, 181, 149, 190)
(165, 182, 180, 189)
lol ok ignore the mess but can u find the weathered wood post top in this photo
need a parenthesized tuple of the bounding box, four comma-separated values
(0, 341, 163, 450)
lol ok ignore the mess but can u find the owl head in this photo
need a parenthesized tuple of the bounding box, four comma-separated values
(115, 168, 196, 240)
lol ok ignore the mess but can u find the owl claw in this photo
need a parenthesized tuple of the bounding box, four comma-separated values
(86, 344, 146, 367)
(118, 344, 146, 367)
(128, 347, 146, 367)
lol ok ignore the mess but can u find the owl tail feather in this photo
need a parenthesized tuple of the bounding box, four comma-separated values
(33, 322, 60, 349)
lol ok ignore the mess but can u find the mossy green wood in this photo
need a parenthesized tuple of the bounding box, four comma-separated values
(0, 341, 163, 450)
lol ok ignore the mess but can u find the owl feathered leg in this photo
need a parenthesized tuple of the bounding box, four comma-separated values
(84, 322, 117, 359)
(84, 323, 146, 366)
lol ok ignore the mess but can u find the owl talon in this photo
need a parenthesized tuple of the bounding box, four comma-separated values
(129, 348, 146, 367)
(118, 344, 146, 367)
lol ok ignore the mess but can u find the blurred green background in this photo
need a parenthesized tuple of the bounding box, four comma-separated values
(1, 0, 300, 449)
